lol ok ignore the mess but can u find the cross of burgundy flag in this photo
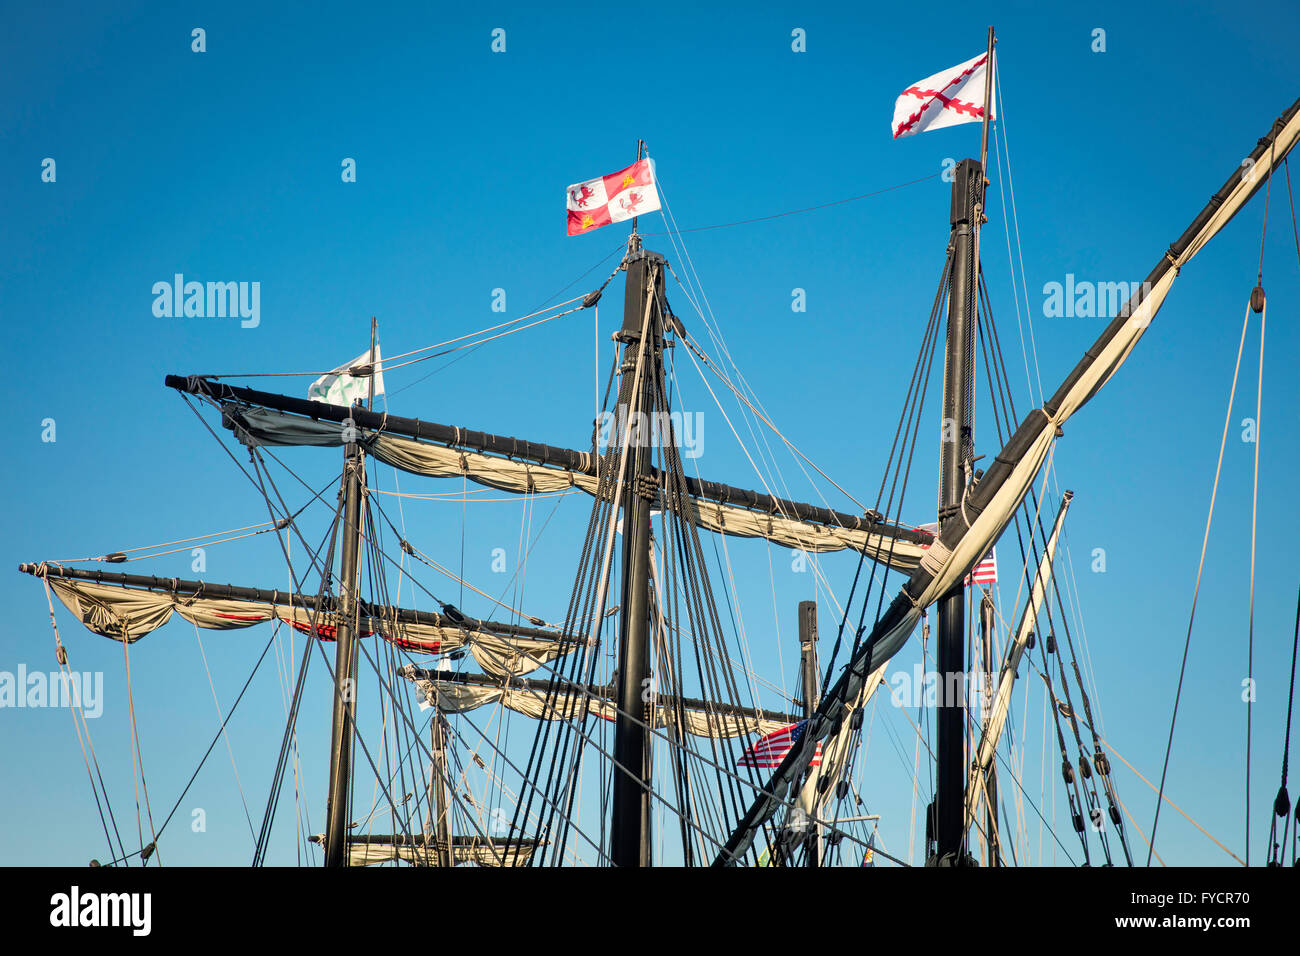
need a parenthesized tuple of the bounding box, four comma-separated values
(566, 158, 661, 236)
(891, 51, 995, 139)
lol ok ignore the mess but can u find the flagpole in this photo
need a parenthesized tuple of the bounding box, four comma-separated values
(367, 316, 377, 412)
(973, 27, 995, 276)
(978, 26, 995, 176)
(631, 139, 645, 241)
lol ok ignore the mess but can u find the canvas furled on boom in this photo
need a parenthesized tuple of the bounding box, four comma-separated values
(307, 833, 539, 867)
(403, 671, 791, 739)
(793, 662, 888, 824)
(41, 575, 576, 678)
(220, 404, 930, 567)
(714, 95, 1300, 865)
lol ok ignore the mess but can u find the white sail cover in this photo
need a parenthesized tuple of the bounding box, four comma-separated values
(964, 492, 1071, 833)
(44, 577, 577, 678)
(406, 673, 791, 740)
(223, 405, 930, 569)
(307, 833, 537, 867)
(784, 660, 888, 851)
(716, 97, 1300, 864)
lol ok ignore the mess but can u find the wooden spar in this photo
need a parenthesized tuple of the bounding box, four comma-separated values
(610, 248, 662, 867)
(17, 563, 570, 644)
(399, 666, 803, 727)
(324, 425, 365, 867)
(430, 714, 453, 869)
(798, 601, 821, 867)
(930, 157, 982, 867)
(162, 375, 932, 548)
(973, 26, 996, 280)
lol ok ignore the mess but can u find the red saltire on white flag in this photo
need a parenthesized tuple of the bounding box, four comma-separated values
(566, 158, 661, 236)
(891, 51, 995, 139)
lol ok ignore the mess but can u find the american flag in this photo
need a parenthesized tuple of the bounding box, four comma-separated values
(915, 523, 997, 587)
(966, 549, 997, 586)
(739, 720, 822, 769)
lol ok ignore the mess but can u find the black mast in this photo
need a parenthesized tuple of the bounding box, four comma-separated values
(798, 600, 821, 866)
(323, 416, 366, 867)
(429, 714, 453, 868)
(930, 157, 982, 867)
(610, 240, 664, 867)
(929, 24, 994, 869)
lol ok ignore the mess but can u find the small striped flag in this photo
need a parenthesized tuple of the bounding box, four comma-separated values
(914, 523, 996, 587)
(966, 549, 997, 586)
(862, 831, 876, 867)
(739, 720, 822, 769)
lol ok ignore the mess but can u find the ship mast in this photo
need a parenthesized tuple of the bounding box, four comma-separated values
(797, 601, 822, 866)
(610, 230, 664, 866)
(324, 321, 377, 867)
(323, 404, 367, 866)
(930, 25, 994, 868)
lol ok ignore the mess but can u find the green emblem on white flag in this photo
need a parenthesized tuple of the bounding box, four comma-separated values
(308, 346, 385, 406)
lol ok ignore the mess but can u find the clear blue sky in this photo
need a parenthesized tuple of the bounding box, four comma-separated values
(3, 0, 1298, 866)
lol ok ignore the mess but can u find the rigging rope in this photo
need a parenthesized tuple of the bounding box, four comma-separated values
(1147, 300, 1256, 864)
(642, 171, 940, 237)
(1268, 586, 1300, 866)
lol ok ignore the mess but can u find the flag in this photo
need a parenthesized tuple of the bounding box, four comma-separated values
(739, 720, 822, 769)
(891, 51, 995, 139)
(862, 831, 876, 867)
(915, 523, 995, 586)
(566, 158, 660, 236)
(967, 549, 997, 586)
(308, 346, 385, 407)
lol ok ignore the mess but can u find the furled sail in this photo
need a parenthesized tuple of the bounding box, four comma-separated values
(714, 95, 1300, 865)
(400, 666, 796, 740)
(163, 378, 932, 569)
(964, 491, 1071, 833)
(221, 403, 928, 564)
(306, 833, 539, 867)
(792, 661, 888, 829)
(22, 564, 579, 679)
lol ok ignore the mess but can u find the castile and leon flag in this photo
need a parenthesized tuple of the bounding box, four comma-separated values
(566, 158, 661, 236)
(891, 51, 995, 139)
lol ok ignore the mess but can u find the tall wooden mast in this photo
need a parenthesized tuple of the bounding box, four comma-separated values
(610, 240, 665, 866)
(323, 411, 366, 867)
(929, 25, 994, 870)
(323, 325, 376, 868)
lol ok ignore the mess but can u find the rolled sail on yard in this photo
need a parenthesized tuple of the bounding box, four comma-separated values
(964, 491, 1072, 833)
(206, 400, 931, 569)
(401, 667, 794, 740)
(23, 564, 580, 679)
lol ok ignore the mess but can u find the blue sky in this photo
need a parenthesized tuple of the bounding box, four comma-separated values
(2, 0, 1298, 867)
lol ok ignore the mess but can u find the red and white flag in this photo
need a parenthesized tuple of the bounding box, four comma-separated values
(738, 720, 822, 769)
(967, 549, 997, 587)
(566, 158, 660, 236)
(915, 522, 997, 586)
(891, 51, 995, 139)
